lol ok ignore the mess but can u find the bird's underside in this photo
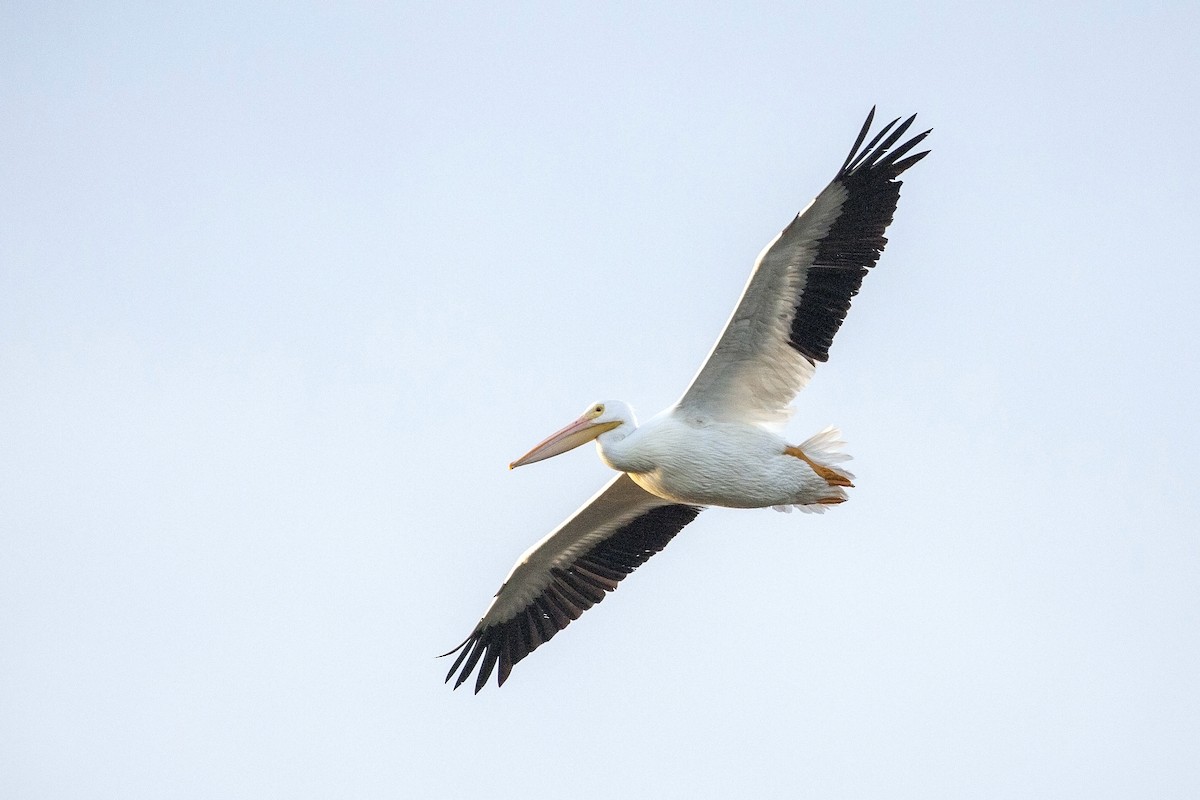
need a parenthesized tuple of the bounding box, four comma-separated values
(443, 108, 931, 692)
(616, 417, 855, 510)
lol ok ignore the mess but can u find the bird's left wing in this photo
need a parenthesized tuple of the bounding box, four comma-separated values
(676, 109, 931, 424)
(442, 474, 702, 693)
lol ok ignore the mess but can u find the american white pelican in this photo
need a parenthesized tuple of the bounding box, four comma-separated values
(443, 109, 931, 692)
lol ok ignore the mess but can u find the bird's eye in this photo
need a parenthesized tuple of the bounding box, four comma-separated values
(593, 404, 604, 415)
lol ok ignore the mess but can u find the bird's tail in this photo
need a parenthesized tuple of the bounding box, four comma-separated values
(795, 425, 855, 484)
(774, 426, 856, 513)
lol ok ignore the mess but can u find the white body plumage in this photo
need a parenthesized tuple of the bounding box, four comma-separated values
(592, 402, 849, 510)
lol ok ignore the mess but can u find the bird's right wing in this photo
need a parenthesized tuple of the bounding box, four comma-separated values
(442, 474, 703, 693)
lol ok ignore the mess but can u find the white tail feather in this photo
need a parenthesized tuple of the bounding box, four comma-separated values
(796, 426, 856, 478)
(773, 502, 831, 514)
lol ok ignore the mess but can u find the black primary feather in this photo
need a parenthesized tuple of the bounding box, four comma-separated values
(442, 503, 701, 693)
(787, 110, 931, 364)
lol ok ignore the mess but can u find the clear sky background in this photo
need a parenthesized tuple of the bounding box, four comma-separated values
(3, 2, 1198, 798)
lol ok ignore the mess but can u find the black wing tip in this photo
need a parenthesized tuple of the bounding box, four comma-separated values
(441, 617, 546, 693)
(838, 106, 877, 173)
(839, 109, 932, 181)
(437, 635, 473, 661)
(785, 109, 931, 364)
(442, 630, 484, 689)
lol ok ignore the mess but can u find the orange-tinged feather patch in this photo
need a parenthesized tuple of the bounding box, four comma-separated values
(783, 445, 855, 488)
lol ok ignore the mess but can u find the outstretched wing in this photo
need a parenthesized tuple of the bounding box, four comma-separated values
(442, 474, 703, 693)
(676, 108, 931, 424)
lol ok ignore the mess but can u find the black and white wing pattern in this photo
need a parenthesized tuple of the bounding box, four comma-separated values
(677, 109, 931, 424)
(442, 474, 702, 693)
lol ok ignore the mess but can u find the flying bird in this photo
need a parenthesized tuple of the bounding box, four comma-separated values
(443, 108, 931, 692)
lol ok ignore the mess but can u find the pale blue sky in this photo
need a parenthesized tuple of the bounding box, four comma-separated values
(3, 2, 1198, 798)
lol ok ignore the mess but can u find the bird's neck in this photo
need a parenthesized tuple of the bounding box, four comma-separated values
(596, 425, 653, 474)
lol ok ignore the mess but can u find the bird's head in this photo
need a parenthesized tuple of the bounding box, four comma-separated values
(509, 400, 635, 469)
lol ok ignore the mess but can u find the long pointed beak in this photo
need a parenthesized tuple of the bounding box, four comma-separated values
(509, 416, 621, 469)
